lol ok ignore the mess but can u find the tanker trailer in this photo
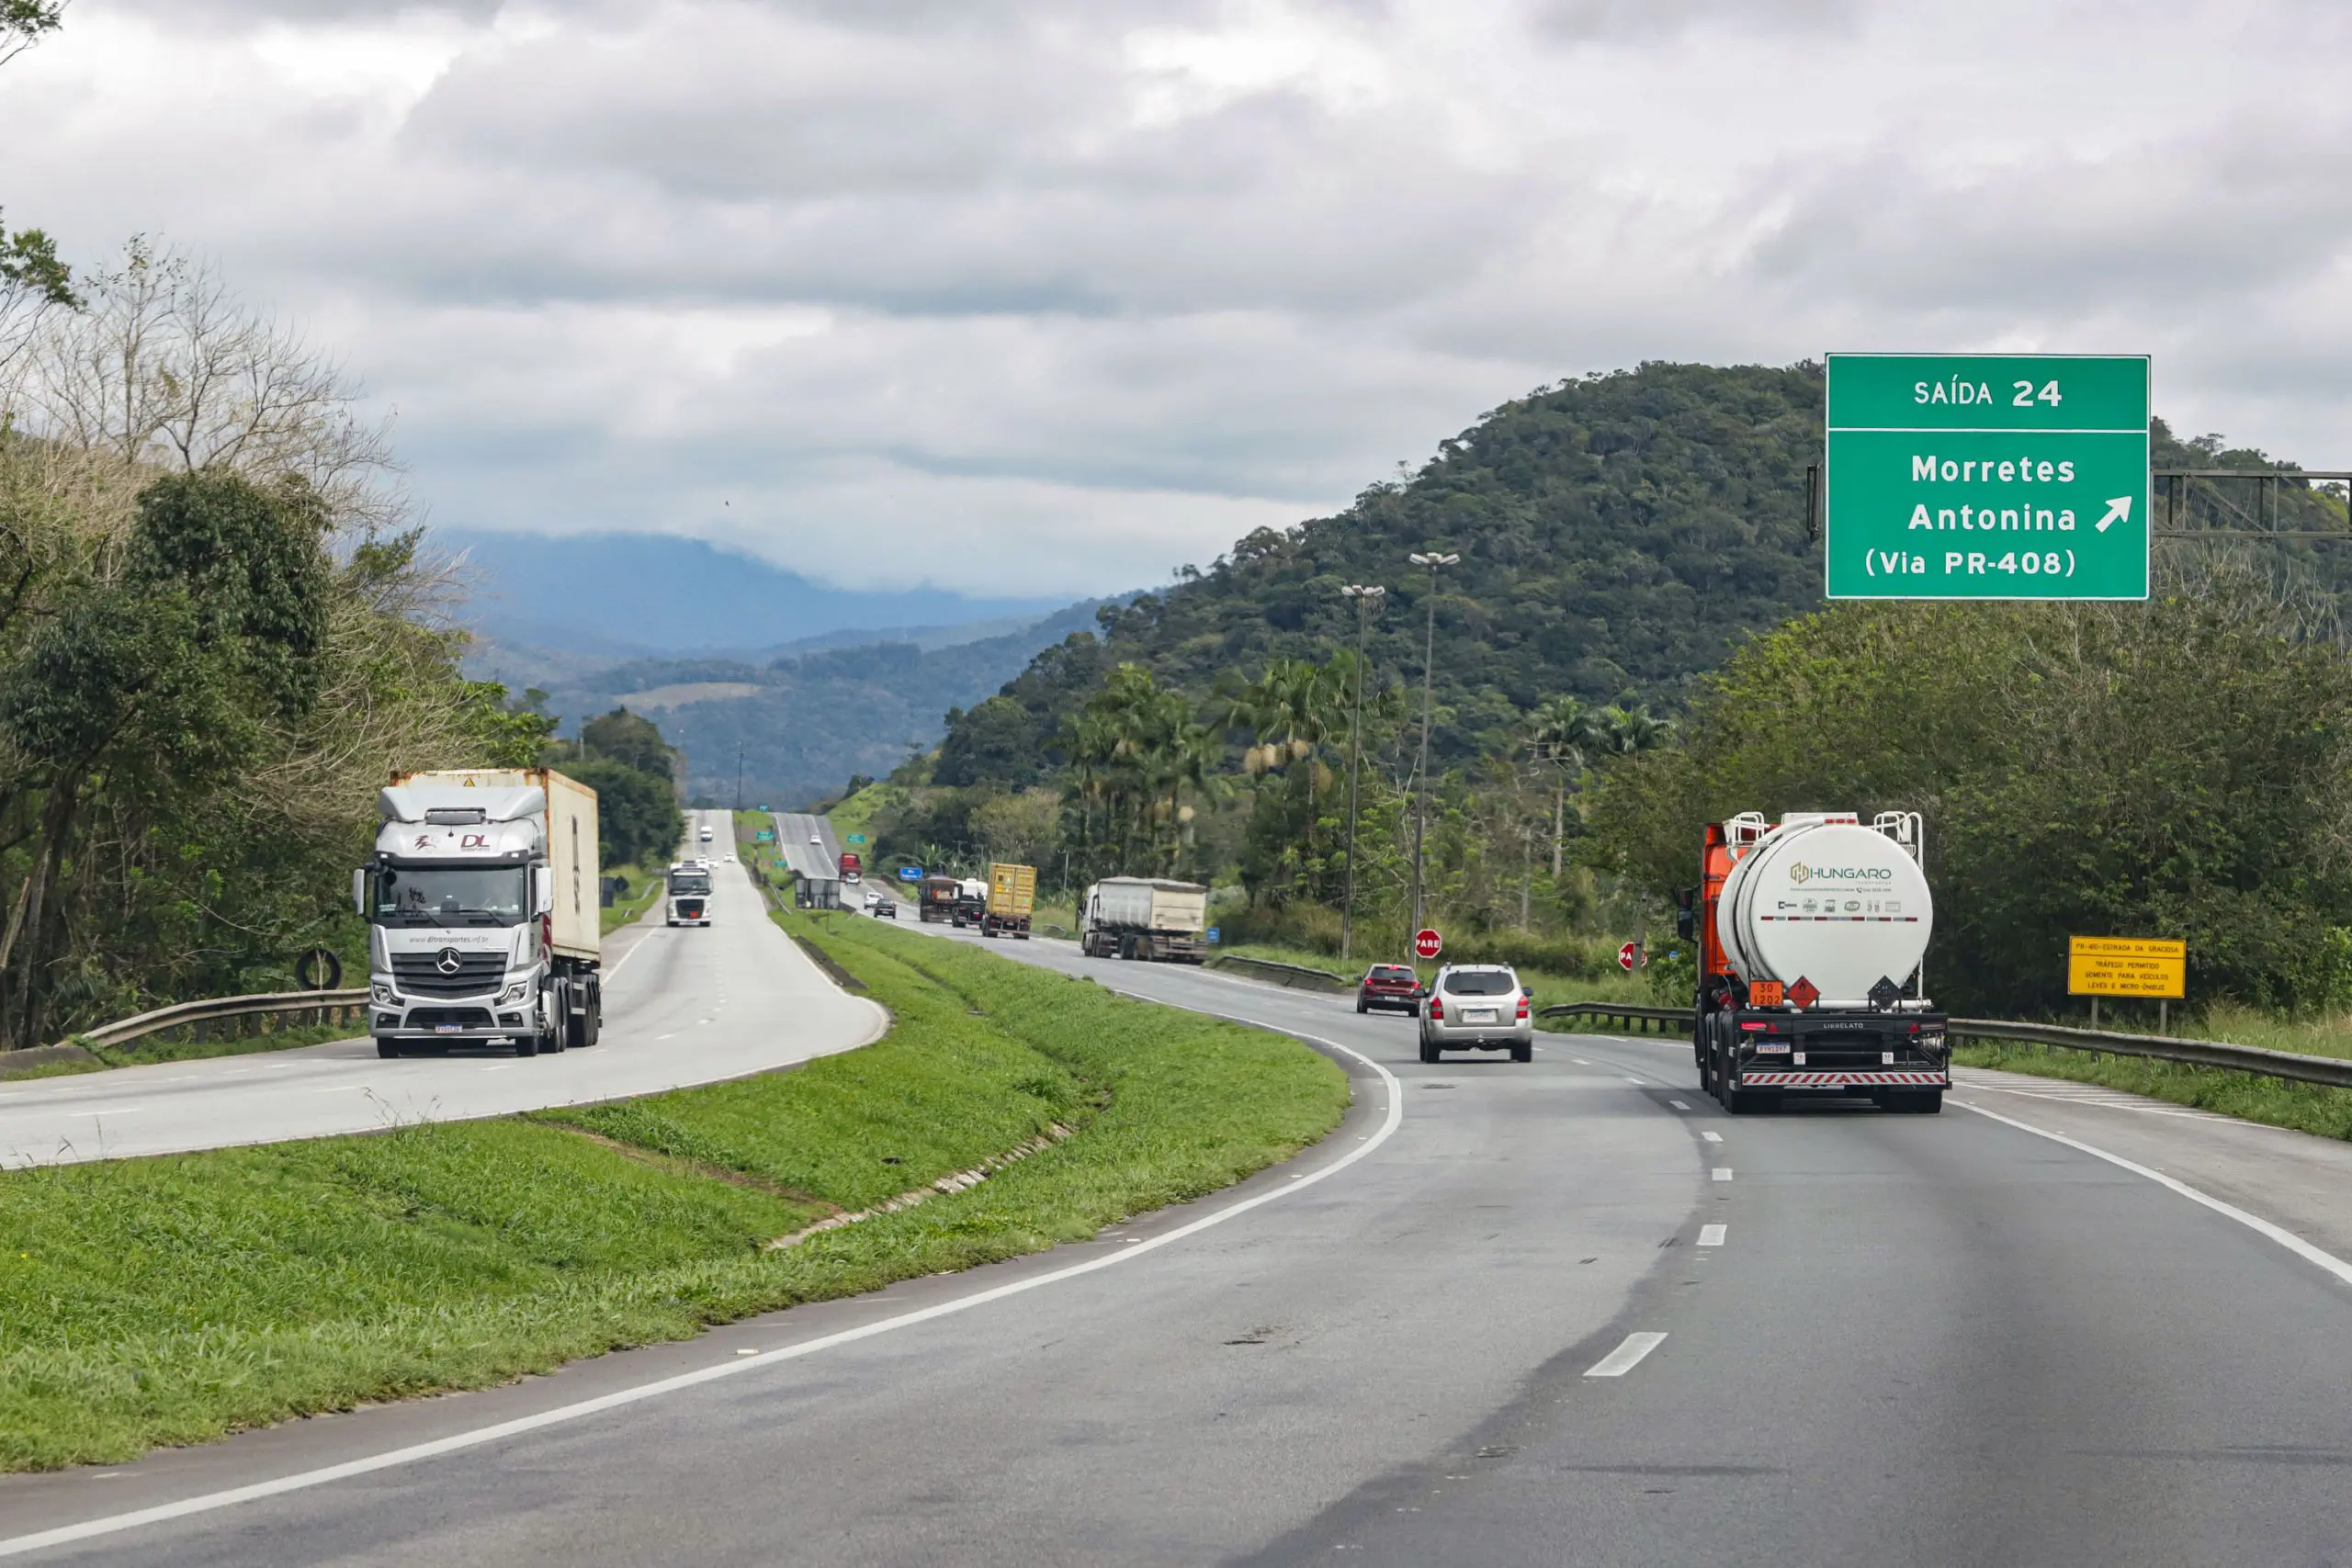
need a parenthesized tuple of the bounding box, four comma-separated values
(1674, 810, 1950, 1113)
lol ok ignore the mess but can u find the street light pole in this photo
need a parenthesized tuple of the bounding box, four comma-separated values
(1338, 583, 1385, 966)
(1407, 550, 1458, 934)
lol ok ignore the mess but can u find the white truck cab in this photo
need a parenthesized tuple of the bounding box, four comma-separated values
(666, 861, 714, 926)
(357, 769, 602, 1060)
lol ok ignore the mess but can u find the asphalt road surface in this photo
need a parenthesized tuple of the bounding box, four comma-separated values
(771, 810, 844, 883)
(0, 813, 883, 1167)
(9, 917, 2352, 1564)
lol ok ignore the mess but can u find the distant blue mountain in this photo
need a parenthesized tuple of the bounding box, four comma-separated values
(440, 530, 1066, 654)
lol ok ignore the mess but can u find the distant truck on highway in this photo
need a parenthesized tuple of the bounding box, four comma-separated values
(1081, 877, 1208, 963)
(666, 861, 712, 927)
(839, 851, 863, 884)
(1681, 810, 1949, 1113)
(918, 874, 960, 923)
(982, 863, 1035, 940)
(358, 768, 602, 1060)
(953, 876, 988, 927)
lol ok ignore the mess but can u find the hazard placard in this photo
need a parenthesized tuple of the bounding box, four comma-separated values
(2067, 936, 2185, 998)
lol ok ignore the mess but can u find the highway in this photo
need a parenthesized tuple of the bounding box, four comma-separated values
(9, 911, 2352, 1563)
(0, 813, 885, 1167)
(772, 809, 845, 883)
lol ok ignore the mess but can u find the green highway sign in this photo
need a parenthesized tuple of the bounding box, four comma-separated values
(1825, 354, 2150, 600)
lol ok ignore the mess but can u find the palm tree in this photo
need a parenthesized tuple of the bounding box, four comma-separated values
(1592, 704, 1673, 756)
(1526, 694, 1595, 876)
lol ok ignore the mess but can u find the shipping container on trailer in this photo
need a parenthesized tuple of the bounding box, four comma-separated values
(983, 863, 1036, 939)
(361, 768, 604, 1059)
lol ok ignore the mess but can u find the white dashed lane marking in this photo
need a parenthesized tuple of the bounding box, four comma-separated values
(1585, 1332, 1668, 1378)
(1698, 1224, 1726, 1247)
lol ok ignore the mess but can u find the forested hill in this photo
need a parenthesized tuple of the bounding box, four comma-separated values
(938, 361, 1830, 784)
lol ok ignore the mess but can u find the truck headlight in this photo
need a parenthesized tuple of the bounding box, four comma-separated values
(370, 982, 395, 1004)
(500, 981, 530, 1003)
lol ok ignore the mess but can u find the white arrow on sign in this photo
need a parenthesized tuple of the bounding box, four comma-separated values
(2096, 496, 2132, 533)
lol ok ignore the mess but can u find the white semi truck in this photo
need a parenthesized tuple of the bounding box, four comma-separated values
(357, 768, 603, 1059)
(1081, 877, 1208, 963)
(1680, 810, 1948, 1113)
(666, 861, 712, 927)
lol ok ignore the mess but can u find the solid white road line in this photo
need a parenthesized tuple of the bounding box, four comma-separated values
(1711, 1168, 1732, 1181)
(0, 1028, 1407, 1561)
(1701, 1131, 1722, 1144)
(1698, 1224, 1726, 1247)
(1959, 1100, 2352, 1287)
(1584, 1332, 1668, 1378)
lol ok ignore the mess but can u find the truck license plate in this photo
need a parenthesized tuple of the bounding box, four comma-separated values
(435, 1024, 461, 1034)
(1465, 1009, 1497, 1023)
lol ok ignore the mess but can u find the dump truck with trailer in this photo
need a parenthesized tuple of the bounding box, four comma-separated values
(1679, 810, 1949, 1113)
(1081, 877, 1208, 963)
(358, 768, 603, 1060)
(983, 862, 1036, 939)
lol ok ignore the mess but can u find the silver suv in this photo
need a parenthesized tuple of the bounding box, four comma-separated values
(1419, 964, 1533, 1064)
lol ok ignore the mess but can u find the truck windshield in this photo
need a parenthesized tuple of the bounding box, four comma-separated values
(668, 872, 711, 895)
(372, 866, 528, 926)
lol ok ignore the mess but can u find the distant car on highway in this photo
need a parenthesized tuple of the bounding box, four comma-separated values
(871, 899, 897, 919)
(698, 825, 714, 843)
(1419, 964, 1533, 1064)
(1356, 964, 1422, 1015)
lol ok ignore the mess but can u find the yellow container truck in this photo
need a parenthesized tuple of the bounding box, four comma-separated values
(984, 863, 1036, 940)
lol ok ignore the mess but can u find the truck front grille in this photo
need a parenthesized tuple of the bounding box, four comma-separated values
(404, 1007, 496, 1029)
(391, 952, 507, 998)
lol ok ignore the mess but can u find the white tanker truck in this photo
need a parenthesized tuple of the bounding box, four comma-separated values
(1675, 810, 1950, 1113)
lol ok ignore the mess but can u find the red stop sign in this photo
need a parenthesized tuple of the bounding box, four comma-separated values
(1618, 941, 1638, 971)
(1412, 928, 1442, 960)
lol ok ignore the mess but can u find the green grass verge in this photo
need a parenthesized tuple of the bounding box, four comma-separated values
(601, 856, 672, 934)
(1952, 1039, 2352, 1142)
(0, 908, 1349, 1472)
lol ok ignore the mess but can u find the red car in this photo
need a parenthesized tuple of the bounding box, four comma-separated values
(1357, 964, 1423, 1015)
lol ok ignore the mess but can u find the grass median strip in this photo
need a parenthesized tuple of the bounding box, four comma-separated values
(1953, 1040, 2352, 1141)
(0, 910, 1350, 1472)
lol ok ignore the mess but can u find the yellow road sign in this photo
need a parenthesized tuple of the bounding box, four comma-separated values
(2068, 936, 2185, 998)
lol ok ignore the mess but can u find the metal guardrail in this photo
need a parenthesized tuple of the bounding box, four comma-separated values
(58, 989, 370, 1054)
(1534, 1000, 2352, 1091)
(1537, 1001, 1695, 1034)
(1208, 954, 1354, 993)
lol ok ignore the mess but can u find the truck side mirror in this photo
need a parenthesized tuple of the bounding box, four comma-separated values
(532, 866, 555, 917)
(1674, 886, 1696, 941)
(352, 867, 368, 918)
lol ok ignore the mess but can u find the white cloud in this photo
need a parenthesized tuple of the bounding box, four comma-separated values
(9, 0, 2352, 596)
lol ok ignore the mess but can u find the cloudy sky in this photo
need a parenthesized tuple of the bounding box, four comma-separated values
(6, 0, 2346, 595)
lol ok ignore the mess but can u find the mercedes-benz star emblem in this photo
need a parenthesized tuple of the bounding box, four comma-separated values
(435, 948, 463, 975)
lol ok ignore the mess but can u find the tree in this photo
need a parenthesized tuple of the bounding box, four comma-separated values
(1581, 596, 2352, 1015)
(567, 760, 683, 869)
(1, 0, 62, 67)
(580, 706, 676, 781)
(1525, 694, 1595, 876)
(970, 789, 1061, 868)
(0, 470, 333, 1047)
